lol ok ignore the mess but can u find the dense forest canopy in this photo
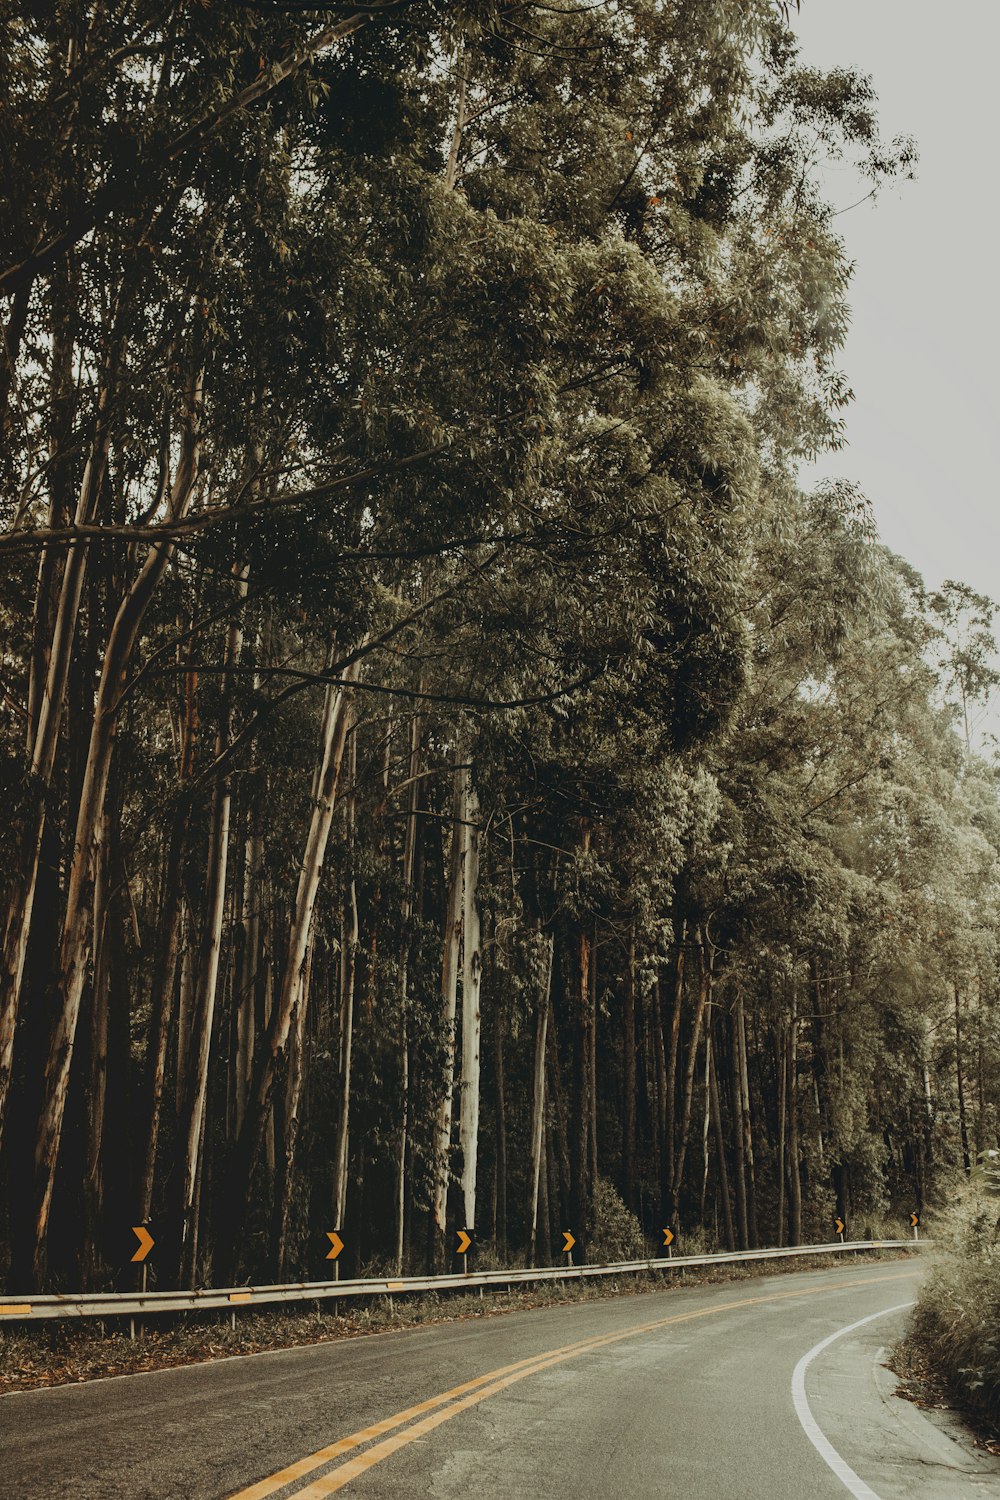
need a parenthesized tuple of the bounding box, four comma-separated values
(0, 0, 995, 1294)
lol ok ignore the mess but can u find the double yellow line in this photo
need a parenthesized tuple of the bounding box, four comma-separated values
(230, 1268, 915, 1499)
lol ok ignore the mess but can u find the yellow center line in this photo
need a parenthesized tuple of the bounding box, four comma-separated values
(229, 1268, 915, 1500)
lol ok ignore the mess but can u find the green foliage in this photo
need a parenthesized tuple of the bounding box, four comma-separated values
(587, 1178, 646, 1265)
(909, 1177, 1000, 1433)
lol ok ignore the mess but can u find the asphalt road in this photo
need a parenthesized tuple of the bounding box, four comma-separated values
(5, 1258, 1000, 1499)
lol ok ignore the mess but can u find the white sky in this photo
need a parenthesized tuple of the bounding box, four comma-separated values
(792, 0, 1000, 606)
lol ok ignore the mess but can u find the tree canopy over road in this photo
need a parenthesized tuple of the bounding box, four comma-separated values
(0, 0, 993, 1294)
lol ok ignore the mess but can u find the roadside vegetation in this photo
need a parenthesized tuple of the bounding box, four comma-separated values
(902, 1167, 1000, 1438)
(0, 1, 996, 1314)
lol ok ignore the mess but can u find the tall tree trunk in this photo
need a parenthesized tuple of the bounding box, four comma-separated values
(458, 778, 482, 1238)
(652, 977, 667, 1203)
(177, 568, 247, 1286)
(494, 984, 508, 1259)
(955, 984, 972, 1173)
(569, 829, 593, 1254)
(331, 725, 358, 1237)
(708, 1007, 735, 1250)
(786, 998, 802, 1246)
(394, 707, 422, 1274)
(224, 659, 359, 1274)
(234, 797, 263, 1138)
(527, 932, 554, 1268)
(31, 384, 201, 1280)
(622, 928, 637, 1213)
(776, 1023, 787, 1246)
(431, 761, 467, 1268)
(729, 1000, 749, 1251)
(588, 919, 598, 1195)
(699, 1008, 712, 1223)
(736, 994, 758, 1247)
(663, 923, 686, 1220)
(138, 651, 198, 1226)
(0, 384, 114, 1150)
(273, 945, 312, 1276)
(671, 935, 710, 1226)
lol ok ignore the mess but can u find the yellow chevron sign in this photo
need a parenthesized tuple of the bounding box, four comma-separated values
(325, 1230, 344, 1261)
(456, 1229, 472, 1255)
(663, 1227, 674, 1248)
(130, 1225, 154, 1263)
(562, 1230, 576, 1255)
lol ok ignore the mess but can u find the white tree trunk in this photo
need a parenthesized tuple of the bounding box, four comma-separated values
(459, 778, 482, 1235)
(432, 763, 468, 1256)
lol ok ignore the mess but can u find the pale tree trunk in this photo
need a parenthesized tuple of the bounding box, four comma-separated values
(393, 707, 422, 1274)
(84, 818, 112, 1242)
(458, 778, 482, 1238)
(786, 996, 801, 1246)
(177, 567, 248, 1285)
(699, 1011, 712, 1222)
(729, 998, 749, 1251)
(273, 944, 312, 1276)
(432, 762, 468, 1268)
(224, 658, 359, 1273)
(622, 927, 637, 1213)
(234, 810, 263, 1138)
(331, 724, 358, 1237)
(175, 912, 196, 1114)
(32, 382, 202, 1279)
(178, 764, 233, 1282)
(0, 385, 113, 1149)
(955, 984, 972, 1173)
(652, 978, 667, 1198)
(663, 921, 686, 1218)
(708, 1007, 735, 1250)
(588, 919, 598, 1192)
(527, 932, 554, 1267)
(669, 933, 710, 1224)
(776, 1024, 787, 1245)
(139, 646, 199, 1225)
(736, 993, 758, 1246)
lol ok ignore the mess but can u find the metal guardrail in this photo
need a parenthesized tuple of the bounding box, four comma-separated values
(0, 1238, 922, 1322)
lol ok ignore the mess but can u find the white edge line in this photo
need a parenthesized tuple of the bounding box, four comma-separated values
(791, 1300, 915, 1500)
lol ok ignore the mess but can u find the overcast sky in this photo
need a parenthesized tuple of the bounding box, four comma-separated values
(792, 0, 1000, 606)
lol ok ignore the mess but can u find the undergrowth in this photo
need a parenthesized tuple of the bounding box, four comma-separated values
(905, 1170, 1000, 1437)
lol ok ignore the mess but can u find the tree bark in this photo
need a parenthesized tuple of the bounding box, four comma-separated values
(458, 777, 482, 1237)
(432, 761, 467, 1268)
(708, 1006, 735, 1251)
(622, 928, 637, 1213)
(527, 932, 554, 1267)
(224, 657, 359, 1274)
(786, 998, 802, 1246)
(955, 984, 972, 1173)
(671, 933, 710, 1226)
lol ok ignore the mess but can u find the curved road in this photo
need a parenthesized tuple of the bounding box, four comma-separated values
(4, 1259, 1000, 1499)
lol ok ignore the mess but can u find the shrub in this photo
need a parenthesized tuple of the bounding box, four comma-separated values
(907, 1169, 1000, 1434)
(587, 1178, 646, 1264)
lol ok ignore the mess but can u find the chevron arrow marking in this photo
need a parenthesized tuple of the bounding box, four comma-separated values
(456, 1229, 472, 1256)
(326, 1230, 344, 1261)
(130, 1225, 154, 1263)
(562, 1230, 575, 1255)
